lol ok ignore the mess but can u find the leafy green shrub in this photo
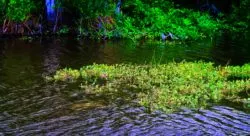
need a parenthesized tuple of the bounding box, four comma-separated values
(6, 0, 35, 22)
(69, 0, 223, 40)
(229, 0, 250, 31)
(141, 0, 174, 9)
(57, 25, 70, 35)
(0, 0, 7, 22)
(118, 0, 223, 40)
(65, 0, 116, 38)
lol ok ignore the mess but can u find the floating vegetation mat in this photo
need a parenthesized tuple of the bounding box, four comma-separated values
(49, 62, 250, 113)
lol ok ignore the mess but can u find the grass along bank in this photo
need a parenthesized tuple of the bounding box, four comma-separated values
(49, 62, 250, 113)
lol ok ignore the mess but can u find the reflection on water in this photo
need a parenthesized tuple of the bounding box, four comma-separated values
(0, 34, 250, 135)
(211, 32, 250, 65)
(1, 105, 250, 135)
(42, 39, 61, 76)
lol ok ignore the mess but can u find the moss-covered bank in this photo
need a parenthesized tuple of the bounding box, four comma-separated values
(49, 62, 250, 113)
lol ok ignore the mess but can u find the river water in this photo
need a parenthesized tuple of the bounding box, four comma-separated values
(0, 34, 250, 135)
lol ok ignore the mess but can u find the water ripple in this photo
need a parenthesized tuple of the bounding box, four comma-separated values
(1, 105, 249, 135)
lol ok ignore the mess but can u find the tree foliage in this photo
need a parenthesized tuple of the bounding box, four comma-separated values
(62, 0, 115, 19)
(0, 0, 248, 38)
(0, 0, 6, 21)
(116, 0, 222, 40)
(6, 0, 35, 22)
(230, 0, 250, 30)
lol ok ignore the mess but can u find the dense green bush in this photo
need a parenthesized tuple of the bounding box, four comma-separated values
(0, 0, 6, 11)
(0, 0, 234, 39)
(6, 0, 35, 22)
(60, 0, 223, 40)
(229, 0, 250, 31)
(113, 0, 223, 40)
(63, 0, 116, 37)
(0, 0, 6, 22)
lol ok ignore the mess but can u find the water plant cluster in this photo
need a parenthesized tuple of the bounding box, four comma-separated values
(51, 62, 250, 113)
(1, 0, 248, 40)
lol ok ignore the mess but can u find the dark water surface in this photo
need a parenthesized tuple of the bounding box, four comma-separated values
(0, 34, 250, 135)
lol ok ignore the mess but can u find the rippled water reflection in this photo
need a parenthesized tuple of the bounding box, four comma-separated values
(0, 34, 250, 135)
(1, 105, 250, 135)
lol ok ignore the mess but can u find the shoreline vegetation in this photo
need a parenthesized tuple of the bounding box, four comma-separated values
(2, 0, 249, 113)
(49, 62, 250, 113)
(0, 0, 249, 41)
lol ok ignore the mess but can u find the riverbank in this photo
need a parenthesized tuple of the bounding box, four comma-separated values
(1, 0, 249, 42)
(50, 62, 250, 113)
(0, 0, 229, 41)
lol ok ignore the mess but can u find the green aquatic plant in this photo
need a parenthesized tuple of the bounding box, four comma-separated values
(224, 64, 250, 80)
(53, 68, 80, 82)
(51, 62, 250, 113)
(246, 98, 250, 108)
